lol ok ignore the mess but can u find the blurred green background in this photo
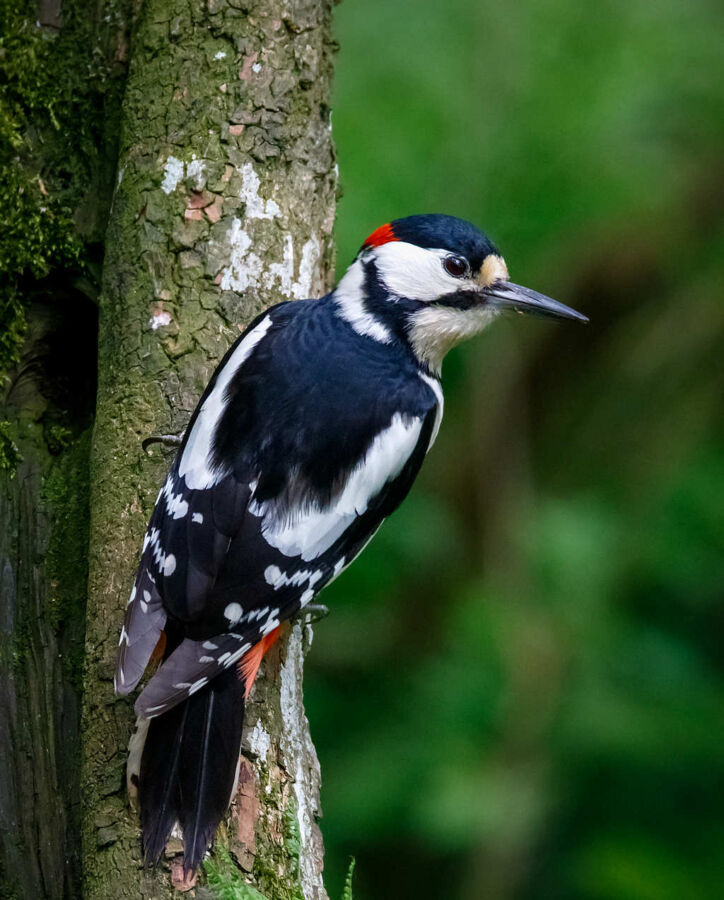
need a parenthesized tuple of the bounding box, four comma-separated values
(306, 1, 724, 898)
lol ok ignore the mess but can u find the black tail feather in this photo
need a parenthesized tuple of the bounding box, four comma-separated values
(139, 669, 245, 872)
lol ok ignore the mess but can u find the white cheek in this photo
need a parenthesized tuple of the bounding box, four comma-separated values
(372, 243, 467, 302)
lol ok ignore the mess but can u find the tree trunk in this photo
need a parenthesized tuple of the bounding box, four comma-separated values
(0, 1, 131, 896)
(80, 1, 337, 897)
(0, 301, 93, 900)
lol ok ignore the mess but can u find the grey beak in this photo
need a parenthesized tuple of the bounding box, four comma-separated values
(483, 281, 588, 323)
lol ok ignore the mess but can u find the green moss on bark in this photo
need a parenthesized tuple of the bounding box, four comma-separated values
(43, 428, 92, 689)
(205, 848, 272, 900)
(0, 3, 131, 892)
(0, 0, 128, 375)
(0, 419, 21, 474)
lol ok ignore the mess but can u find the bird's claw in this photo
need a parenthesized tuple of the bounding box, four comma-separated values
(297, 603, 329, 625)
(142, 433, 184, 453)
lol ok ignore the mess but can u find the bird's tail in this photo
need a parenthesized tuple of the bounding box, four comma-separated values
(138, 667, 245, 873)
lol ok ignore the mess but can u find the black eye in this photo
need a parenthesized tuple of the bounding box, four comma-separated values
(443, 255, 469, 278)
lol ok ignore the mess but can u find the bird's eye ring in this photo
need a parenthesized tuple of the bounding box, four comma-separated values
(443, 255, 469, 278)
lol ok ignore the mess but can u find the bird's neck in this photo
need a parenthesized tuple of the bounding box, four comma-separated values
(332, 258, 443, 375)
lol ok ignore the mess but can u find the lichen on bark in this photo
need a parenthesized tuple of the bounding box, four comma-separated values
(81, 0, 337, 896)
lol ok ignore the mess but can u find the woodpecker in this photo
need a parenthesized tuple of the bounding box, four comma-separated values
(115, 214, 587, 873)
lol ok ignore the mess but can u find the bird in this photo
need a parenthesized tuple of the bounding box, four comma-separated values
(114, 213, 587, 874)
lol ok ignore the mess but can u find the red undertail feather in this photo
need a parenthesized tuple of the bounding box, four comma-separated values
(150, 631, 166, 664)
(237, 626, 281, 699)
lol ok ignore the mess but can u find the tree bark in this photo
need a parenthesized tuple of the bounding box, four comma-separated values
(80, 1, 337, 897)
(0, 302, 93, 900)
(0, 2, 131, 896)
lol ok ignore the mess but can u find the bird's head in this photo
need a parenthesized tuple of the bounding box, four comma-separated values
(334, 214, 587, 373)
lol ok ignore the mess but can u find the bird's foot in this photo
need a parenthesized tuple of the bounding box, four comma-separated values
(297, 603, 329, 625)
(142, 433, 184, 453)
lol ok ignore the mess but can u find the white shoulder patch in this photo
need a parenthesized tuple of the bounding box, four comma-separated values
(333, 258, 392, 344)
(250, 413, 423, 560)
(179, 316, 272, 490)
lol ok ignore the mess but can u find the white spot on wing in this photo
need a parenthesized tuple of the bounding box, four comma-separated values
(225, 644, 250, 666)
(264, 566, 322, 590)
(162, 478, 189, 519)
(224, 602, 243, 625)
(192, 512, 203, 524)
(261, 615, 280, 635)
(243, 606, 269, 624)
(309, 570, 322, 588)
(146, 527, 174, 577)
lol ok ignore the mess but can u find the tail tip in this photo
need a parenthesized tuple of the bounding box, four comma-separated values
(172, 858, 199, 891)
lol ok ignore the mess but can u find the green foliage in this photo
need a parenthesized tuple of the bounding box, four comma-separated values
(341, 858, 355, 900)
(203, 823, 355, 900)
(310, 1, 724, 899)
(0, 419, 21, 475)
(0, 286, 27, 380)
(204, 847, 270, 900)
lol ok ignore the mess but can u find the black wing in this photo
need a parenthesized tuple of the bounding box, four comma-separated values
(115, 300, 440, 716)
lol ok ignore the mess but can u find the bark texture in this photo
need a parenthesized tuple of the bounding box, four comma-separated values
(0, 2, 131, 896)
(81, 0, 337, 897)
(0, 303, 93, 900)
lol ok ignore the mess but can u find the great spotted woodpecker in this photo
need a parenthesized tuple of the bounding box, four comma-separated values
(115, 214, 587, 873)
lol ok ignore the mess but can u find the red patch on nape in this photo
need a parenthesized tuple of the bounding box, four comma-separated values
(363, 222, 398, 249)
